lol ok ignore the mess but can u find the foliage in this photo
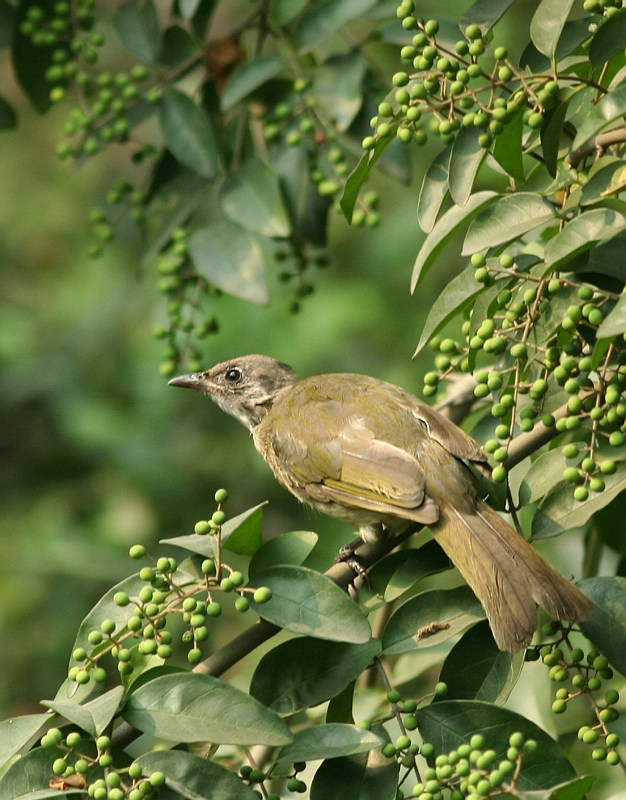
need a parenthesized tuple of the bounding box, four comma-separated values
(1, 0, 626, 799)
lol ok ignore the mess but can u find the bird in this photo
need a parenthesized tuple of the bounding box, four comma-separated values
(169, 354, 592, 652)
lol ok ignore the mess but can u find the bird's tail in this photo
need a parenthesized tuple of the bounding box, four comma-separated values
(434, 499, 593, 652)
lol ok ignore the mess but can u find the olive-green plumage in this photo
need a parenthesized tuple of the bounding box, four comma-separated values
(170, 354, 592, 652)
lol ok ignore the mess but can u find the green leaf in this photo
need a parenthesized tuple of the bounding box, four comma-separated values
(160, 24, 201, 67)
(519, 449, 568, 506)
(518, 776, 596, 800)
(529, 0, 577, 61)
(597, 289, 626, 338)
(249, 565, 372, 643)
(578, 576, 626, 675)
(136, 750, 259, 800)
(277, 724, 384, 762)
(0, 713, 50, 768)
(0, 0, 15, 47)
(462, 193, 555, 255)
(124, 672, 292, 745)
(271, 0, 309, 26)
(382, 586, 485, 654)
(437, 621, 524, 703)
(411, 191, 498, 291)
(312, 51, 367, 132)
(221, 157, 291, 237)
(189, 219, 269, 304)
(369, 540, 451, 602)
(414, 264, 485, 356)
(572, 83, 626, 150)
(41, 687, 124, 738)
(580, 158, 626, 206)
(249, 530, 319, 578)
(533, 460, 626, 538)
(460, 0, 517, 34)
(417, 700, 578, 788)
(310, 749, 398, 800)
(492, 101, 525, 183)
(340, 133, 395, 221)
(0, 748, 88, 800)
(417, 146, 450, 233)
(449, 128, 487, 207)
(250, 637, 380, 713)
(295, 0, 378, 53)
(541, 100, 569, 178)
(590, 10, 626, 68)
(521, 18, 591, 71)
(159, 88, 219, 179)
(544, 208, 626, 270)
(0, 96, 17, 130)
(112, 0, 161, 65)
(220, 56, 283, 111)
(161, 502, 267, 558)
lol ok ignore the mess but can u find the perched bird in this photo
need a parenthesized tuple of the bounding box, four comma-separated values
(169, 354, 592, 652)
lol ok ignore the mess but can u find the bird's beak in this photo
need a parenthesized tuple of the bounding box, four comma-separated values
(168, 373, 204, 390)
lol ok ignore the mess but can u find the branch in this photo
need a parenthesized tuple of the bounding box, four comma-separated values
(566, 127, 626, 169)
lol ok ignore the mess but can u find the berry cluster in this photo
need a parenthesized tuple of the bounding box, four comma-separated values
(68, 490, 272, 682)
(528, 628, 621, 765)
(423, 256, 625, 489)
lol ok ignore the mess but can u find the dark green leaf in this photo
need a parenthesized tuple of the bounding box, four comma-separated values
(597, 289, 626, 338)
(221, 157, 291, 237)
(0, 0, 15, 47)
(462, 193, 555, 254)
(0, 748, 87, 800)
(41, 687, 124, 738)
(250, 637, 380, 713)
(590, 10, 626, 68)
(521, 18, 591, 71)
(382, 586, 485, 654)
(417, 146, 450, 233)
(578, 576, 626, 675)
(160, 24, 201, 67)
(437, 621, 524, 703)
(492, 101, 525, 183)
(249, 565, 372, 642)
(295, 0, 378, 53)
(541, 100, 569, 178)
(312, 51, 367, 132)
(411, 191, 498, 291)
(0, 714, 50, 767)
(249, 530, 319, 578)
(461, 0, 517, 34)
(449, 127, 487, 207)
(310, 750, 398, 800)
(518, 776, 596, 800)
(271, 0, 309, 25)
(278, 724, 384, 762)
(0, 96, 16, 129)
(220, 56, 283, 111)
(161, 502, 267, 557)
(580, 158, 625, 206)
(417, 700, 578, 788)
(530, 0, 577, 61)
(519, 449, 568, 506)
(124, 673, 292, 745)
(544, 207, 626, 270)
(112, 0, 161, 65)
(340, 133, 395, 221)
(137, 750, 259, 800)
(414, 264, 485, 355)
(159, 88, 219, 179)
(572, 83, 626, 150)
(189, 219, 269, 304)
(369, 540, 451, 602)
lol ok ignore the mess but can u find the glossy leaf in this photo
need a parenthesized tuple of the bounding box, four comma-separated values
(249, 530, 319, 578)
(544, 207, 626, 270)
(249, 565, 372, 642)
(312, 51, 367, 132)
(580, 158, 626, 205)
(572, 83, 626, 150)
(295, 0, 378, 53)
(417, 700, 578, 788)
(160, 24, 201, 67)
(411, 191, 498, 291)
(310, 749, 398, 800)
(529, 0, 577, 61)
(492, 101, 525, 183)
(250, 637, 380, 713)
(449, 127, 487, 207)
(41, 687, 124, 738)
(597, 289, 626, 338)
(382, 586, 485, 654)
(590, 10, 626, 68)
(369, 540, 451, 602)
(124, 672, 292, 745)
(437, 621, 524, 703)
(137, 750, 259, 800)
(460, 0, 517, 34)
(0, 713, 50, 767)
(578, 576, 626, 674)
(112, 0, 161, 65)
(271, 0, 309, 26)
(220, 56, 283, 110)
(417, 146, 450, 233)
(278, 724, 384, 762)
(519, 449, 567, 506)
(159, 88, 219, 179)
(0, 747, 87, 800)
(341, 133, 395, 221)
(541, 100, 569, 178)
(462, 193, 555, 255)
(521, 18, 591, 71)
(189, 219, 269, 304)
(221, 157, 291, 237)
(162, 502, 266, 557)
(0, 0, 15, 47)
(518, 776, 596, 800)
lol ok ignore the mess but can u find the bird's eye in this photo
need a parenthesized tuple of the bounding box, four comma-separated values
(225, 367, 243, 383)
